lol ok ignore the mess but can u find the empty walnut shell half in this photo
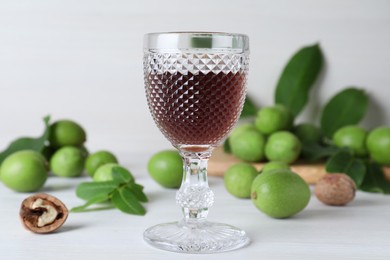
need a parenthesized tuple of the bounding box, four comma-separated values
(20, 193, 69, 234)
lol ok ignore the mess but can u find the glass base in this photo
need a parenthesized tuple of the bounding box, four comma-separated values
(143, 220, 250, 254)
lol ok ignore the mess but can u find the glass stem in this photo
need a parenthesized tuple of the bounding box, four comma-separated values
(176, 149, 214, 224)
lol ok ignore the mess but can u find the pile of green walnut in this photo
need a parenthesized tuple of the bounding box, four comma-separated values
(0, 117, 148, 216)
(225, 44, 390, 196)
(221, 44, 390, 218)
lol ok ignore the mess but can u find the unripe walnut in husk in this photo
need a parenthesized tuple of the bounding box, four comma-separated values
(315, 174, 356, 206)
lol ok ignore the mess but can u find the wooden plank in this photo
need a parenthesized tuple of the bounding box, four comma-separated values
(208, 147, 390, 184)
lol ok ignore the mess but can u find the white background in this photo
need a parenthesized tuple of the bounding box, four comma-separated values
(1, 0, 390, 155)
(1, 2, 390, 259)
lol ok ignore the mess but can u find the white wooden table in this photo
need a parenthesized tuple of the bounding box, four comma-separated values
(0, 152, 389, 260)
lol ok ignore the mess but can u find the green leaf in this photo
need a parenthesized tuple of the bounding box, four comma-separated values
(325, 150, 366, 187)
(0, 116, 50, 164)
(127, 183, 148, 202)
(240, 95, 258, 119)
(76, 181, 118, 201)
(112, 187, 146, 215)
(360, 162, 390, 194)
(275, 44, 323, 117)
(223, 139, 232, 154)
(191, 36, 212, 48)
(71, 194, 113, 212)
(320, 88, 368, 138)
(301, 142, 340, 161)
(111, 166, 135, 184)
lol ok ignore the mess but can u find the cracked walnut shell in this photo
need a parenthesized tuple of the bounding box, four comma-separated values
(20, 193, 69, 234)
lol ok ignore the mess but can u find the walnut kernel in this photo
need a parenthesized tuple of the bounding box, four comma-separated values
(20, 193, 68, 234)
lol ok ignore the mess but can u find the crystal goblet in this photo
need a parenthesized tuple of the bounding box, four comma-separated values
(143, 32, 250, 254)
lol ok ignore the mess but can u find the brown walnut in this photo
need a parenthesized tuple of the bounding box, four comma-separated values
(315, 174, 356, 206)
(20, 193, 68, 234)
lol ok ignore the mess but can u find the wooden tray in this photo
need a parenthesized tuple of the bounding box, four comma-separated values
(208, 147, 390, 184)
